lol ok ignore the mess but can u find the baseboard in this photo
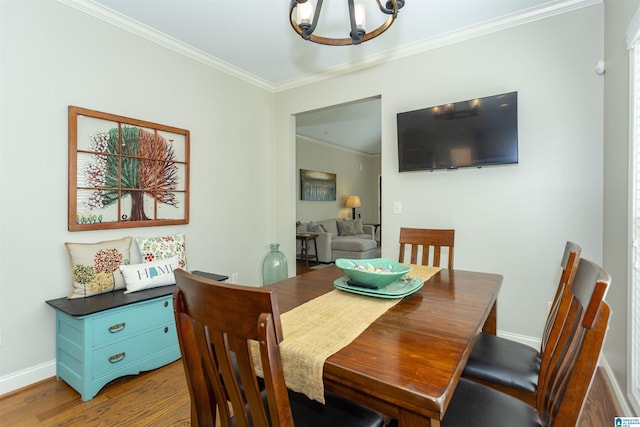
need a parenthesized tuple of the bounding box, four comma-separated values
(0, 333, 634, 416)
(497, 329, 540, 349)
(0, 331, 557, 397)
(0, 360, 56, 398)
(600, 357, 635, 416)
(498, 329, 634, 416)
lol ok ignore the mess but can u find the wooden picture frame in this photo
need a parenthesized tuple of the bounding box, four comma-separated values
(68, 106, 190, 231)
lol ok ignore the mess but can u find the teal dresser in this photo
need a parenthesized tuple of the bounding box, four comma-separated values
(46, 285, 180, 401)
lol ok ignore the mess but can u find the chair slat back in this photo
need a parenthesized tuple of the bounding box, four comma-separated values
(541, 241, 582, 353)
(173, 269, 294, 427)
(536, 258, 611, 426)
(398, 228, 455, 269)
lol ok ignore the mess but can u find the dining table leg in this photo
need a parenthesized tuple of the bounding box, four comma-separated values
(397, 410, 439, 426)
(481, 301, 497, 335)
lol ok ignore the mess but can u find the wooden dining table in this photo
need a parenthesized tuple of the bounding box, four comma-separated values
(265, 265, 502, 427)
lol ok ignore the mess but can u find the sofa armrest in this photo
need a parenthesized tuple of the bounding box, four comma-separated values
(312, 232, 333, 263)
(362, 224, 375, 239)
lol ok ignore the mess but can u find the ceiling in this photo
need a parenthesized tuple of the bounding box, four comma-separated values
(295, 96, 382, 154)
(73, 0, 585, 154)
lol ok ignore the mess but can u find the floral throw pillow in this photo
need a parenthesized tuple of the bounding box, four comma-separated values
(65, 237, 132, 299)
(135, 233, 187, 270)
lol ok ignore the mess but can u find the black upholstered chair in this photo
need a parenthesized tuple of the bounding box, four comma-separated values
(173, 269, 384, 427)
(461, 241, 581, 405)
(441, 257, 611, 426)
(389, 256, 611, 427)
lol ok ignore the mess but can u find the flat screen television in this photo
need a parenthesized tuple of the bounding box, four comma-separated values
(397, 91, 518, 172)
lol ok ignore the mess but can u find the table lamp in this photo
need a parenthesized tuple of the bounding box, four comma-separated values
(345, 195, 361, 219)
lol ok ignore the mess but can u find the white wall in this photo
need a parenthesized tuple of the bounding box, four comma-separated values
(0, 1, 275, 388)
(603, 0, 639, 410)
(276, 5, 605, 342)
(296, 136, 381, 223)
(2, 0, 624, 407)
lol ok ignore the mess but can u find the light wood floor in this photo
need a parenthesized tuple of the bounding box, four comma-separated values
(0, 358, 621, 426)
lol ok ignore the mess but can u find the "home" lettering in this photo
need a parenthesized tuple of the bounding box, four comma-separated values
(136, 262, 176, 280)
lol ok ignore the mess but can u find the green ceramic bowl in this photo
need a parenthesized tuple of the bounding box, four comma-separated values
(335, 258, 411, 289)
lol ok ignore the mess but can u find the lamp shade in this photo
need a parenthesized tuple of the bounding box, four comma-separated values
(345, 196, 361, 208)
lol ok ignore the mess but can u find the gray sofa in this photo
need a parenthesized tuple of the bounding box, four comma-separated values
(296, 218, 378, 263)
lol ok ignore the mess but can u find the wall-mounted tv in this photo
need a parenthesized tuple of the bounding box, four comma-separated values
(397, 91, 518, 172)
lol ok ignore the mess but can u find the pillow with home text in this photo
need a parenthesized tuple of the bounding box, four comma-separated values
(120, 256, 179, 294)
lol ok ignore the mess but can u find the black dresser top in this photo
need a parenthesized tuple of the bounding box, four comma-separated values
(46, 285, 176, 317)
(46, 270, 228, 317)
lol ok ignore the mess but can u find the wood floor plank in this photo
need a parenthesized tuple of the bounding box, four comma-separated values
(578, 365, 621, 427)
(0, 358, 620, 426)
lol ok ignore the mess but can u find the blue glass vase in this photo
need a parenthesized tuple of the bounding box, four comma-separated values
(262, 243, 288, 285)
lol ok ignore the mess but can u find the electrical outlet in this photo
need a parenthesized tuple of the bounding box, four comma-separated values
(230, 273, 238, 284)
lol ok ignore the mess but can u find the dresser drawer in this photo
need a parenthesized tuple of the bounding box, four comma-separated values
(47, 285, 190, 400)
(91, 296, 173, 347)
(92, 321, 177, 378)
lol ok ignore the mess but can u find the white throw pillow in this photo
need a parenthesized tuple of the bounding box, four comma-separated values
(120, 256, 179, 294)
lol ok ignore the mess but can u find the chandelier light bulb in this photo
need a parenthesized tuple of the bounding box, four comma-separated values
(297, 1, 314, 27)
(355, 3, 366, 31)
(289, 0, 404, 46)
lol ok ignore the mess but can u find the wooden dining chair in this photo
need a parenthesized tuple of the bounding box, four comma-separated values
(438, 257, 611, 426)
(390, 256, 611, 427)
(172, 269, 384, 427)
(462, 241, 582, 406)
(398, 227, 455, 269)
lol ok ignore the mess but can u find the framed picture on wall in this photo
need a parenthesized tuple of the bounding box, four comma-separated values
(68, 106, 190, 231)
(300, 169, 336, 201)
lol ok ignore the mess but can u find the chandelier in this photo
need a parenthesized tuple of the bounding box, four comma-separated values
(289, 0, 405, 46)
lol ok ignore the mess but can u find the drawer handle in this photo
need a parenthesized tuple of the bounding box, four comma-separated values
(108, 322, 126, 333)
(164, 301, 168, 308)
(164, 326, 169, 333)
(108, 352, 126, 364)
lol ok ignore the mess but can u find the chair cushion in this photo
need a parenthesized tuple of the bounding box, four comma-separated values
(288, 389, 384, 427)
(229, 352, 264, 393)
(463, 333, 540, 393)
(332, 237, 377, 252)
(442, 378, 543, 427)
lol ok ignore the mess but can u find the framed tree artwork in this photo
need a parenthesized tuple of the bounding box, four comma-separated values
(68, 106, 190, 231)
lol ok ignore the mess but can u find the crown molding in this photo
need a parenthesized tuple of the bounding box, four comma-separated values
(275, 0, 602, 92)
(58, 0, 601, 94)
(296, 135, 381, 156)
(56, 0, 277, 92)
